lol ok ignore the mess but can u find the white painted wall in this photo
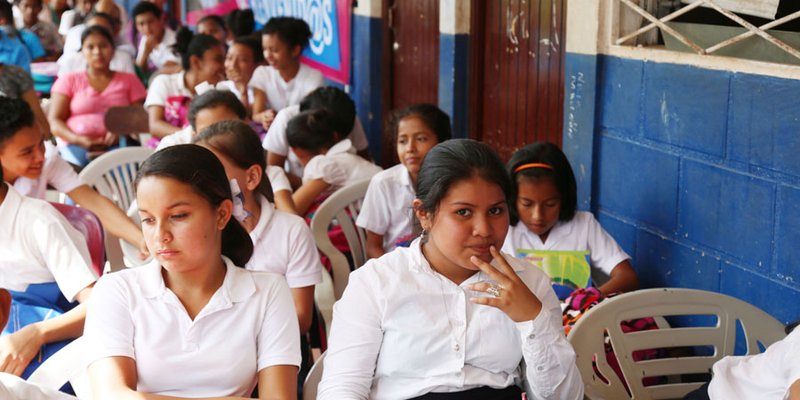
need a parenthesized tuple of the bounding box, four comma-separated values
(354, 0, 382, 18)
(440, 0, 470, 35)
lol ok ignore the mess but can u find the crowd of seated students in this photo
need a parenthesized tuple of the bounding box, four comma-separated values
(2, 3, 800, 399)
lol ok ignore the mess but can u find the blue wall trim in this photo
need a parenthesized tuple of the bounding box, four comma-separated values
(350, 14, 384, 163)
(562, 53, 599, 212)
(564, 52, 800, 324)
(438, 33, 470, 139)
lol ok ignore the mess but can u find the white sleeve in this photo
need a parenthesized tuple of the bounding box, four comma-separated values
(144, 75, 170, 108)
(266, 166, 292, 194)
(303, 156, 347, 186)
(356, 177, 391, 235)
(347, 118, 369, 151)
(262, 108, 292, 155)
(57, 10, 75, 35)
(318, 269, 383, 399)
(256, 276, 302, 370)
(585, 214, 630, 275)
(515, 261, 584, 400)
(284, 221, 323, 288)
(83, 274, 136, 365)
(33, 206, 96, 302)
(248, 66, 268, 92)
(46, 148, 83, 194)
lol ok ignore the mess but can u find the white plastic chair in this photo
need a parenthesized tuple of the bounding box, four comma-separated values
(27, 337, 91, 400)
(309, 179, 371, 332)
(302, 351, 325, 400)
(79, 147, 153, 270)
(567, 288, 787, 400)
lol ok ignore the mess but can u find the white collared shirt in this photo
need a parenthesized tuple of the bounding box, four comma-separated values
(356, 164, 417, 252)
(144, 70, 192, 110)
(13, 141, 83, 200)
(248, 64, 323, 111)
(84, 257, 301, 397)
(318, 239, 583, 400)
(502, 211, 629, 276)
(709, 328, 800, 400)
(302, 139, 382, 187)
(155, 125, 193, 151)
(0, 185, 96, 301)
(245, 196, 321, 288)
(262, 104, 369, 179)
(137, 28, 179, 69)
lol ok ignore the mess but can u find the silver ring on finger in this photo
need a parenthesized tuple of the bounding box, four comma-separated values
(487, 283, 502, 298)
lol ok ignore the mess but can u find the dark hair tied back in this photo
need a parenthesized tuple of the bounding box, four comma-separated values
(262, 16, 312, 50)
(173, 28, 220, 70)
(81, 25, 115, 49)
(506, 142, 577, 225)
(133, 144, 254, 266)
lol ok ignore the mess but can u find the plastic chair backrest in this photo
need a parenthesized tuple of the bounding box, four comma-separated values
(49, 202, 105, 276)
(310, 179, 371, 300)
(79, 147, 153, 269)
(27, 336, 91, 399)
(567, 288, 787, 400)
(302, 351, 325, 400)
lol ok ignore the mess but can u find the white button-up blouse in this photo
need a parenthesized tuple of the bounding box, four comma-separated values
(318, 239, 584, 400)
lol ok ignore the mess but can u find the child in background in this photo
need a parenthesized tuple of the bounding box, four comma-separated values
(85, 145, 299, 399)
(57, 0, 95, 35)
(194, 120, 320, 334)
(221, 36, 262, 115)
(502, 142, 639, 295)
(17, 0, 62, 60)
(356, 103, 452, 259)
(287, 109, 381, 216)
(0, 0, 45, 72)
(250, 16, 322, 131)
(144, 30, 224, 143)
(0, 127, 96, 379)
(157, 89, 296, 214)
(264, 86, 370, 188)
(196, 14, 227, 46)
(0, 97, 147, 260)
(132, 0, 177, 74)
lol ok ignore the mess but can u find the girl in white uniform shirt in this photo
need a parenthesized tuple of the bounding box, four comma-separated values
(250, 16, 323, 131)
(501, 142, 639, 295)
(319, 139, 583, 400)
(357, 104, 452, 259)
(287, 109, 382, 216)
(194, 120, 322, 334)
(84, 145, 300, 399)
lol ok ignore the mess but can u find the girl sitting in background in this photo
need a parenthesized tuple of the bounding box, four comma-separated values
(286, 109, 381, 216)
(85, 144, 300, 399)
(144, 30, 224, 144)
(49, 25, 146, 167)
(356, 103, 452, 259)
(194, 120, 320, 335)
(250, 16, 322, 131)
(319, 139, 583, 399)
(502, 142, 638, 295)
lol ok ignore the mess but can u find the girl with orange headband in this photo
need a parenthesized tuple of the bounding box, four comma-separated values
(502, 142, 639, 296)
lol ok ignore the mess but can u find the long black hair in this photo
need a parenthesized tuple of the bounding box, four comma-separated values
(173, 28, 220, 70)
(134, 144, 254, 266)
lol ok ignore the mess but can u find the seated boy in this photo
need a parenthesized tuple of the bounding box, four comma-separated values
(0, 97, 147, 258)
(17, 0, 62, 60)
(0, 156, 97, 378)
(132, 1, 178, 75)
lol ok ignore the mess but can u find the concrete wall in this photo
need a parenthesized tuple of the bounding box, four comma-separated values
(564, 0, 800, 323)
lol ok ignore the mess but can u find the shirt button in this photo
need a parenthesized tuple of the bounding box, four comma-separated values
(537, 365, 545, 372)
(528, 333, 536, 340)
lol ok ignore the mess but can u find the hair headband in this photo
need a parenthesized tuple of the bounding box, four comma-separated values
(514, 163, 553, 174)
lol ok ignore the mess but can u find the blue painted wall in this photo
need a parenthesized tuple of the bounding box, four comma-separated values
(350, 14, 384, 164)
(565, 53, 800, 324)
(439, 33, 470, 139)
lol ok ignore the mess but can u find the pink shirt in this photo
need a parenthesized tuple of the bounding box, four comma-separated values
(51, 72, 146, 139)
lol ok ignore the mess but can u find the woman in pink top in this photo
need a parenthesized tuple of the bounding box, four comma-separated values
(48, 25, 147, 167)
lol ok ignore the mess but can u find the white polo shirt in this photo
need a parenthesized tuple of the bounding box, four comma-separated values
(709, 328, 799, 400)
(154, 125, 193, 151)
(248, 63, 323, 111)
(0, 184, 96, 302)
(84, 257, 301, 397)
(137, 28, 179, 69)
(144, 70, 192, 110)
(356, 164, 417, 252)
(266, 166, 291, 194)
(501, 211, 630, 276)
(302, 139, 382, 187)
(12, 141, 83, 200)
(262, 104, 369, 179)
(245, 196, 321, 288)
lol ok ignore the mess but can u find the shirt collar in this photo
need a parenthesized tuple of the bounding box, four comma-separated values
(138, 256, 256, 303)
(248, 195, 275, 241)
(327, 138, 355, 156)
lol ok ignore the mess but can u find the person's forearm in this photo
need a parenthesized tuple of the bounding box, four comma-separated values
(49, 118, 82, 144)
(598, 261, 639, 295)
(149, 119, 180, 139)
(72, 186, 144, 247)
(33, 303, 87, 344)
